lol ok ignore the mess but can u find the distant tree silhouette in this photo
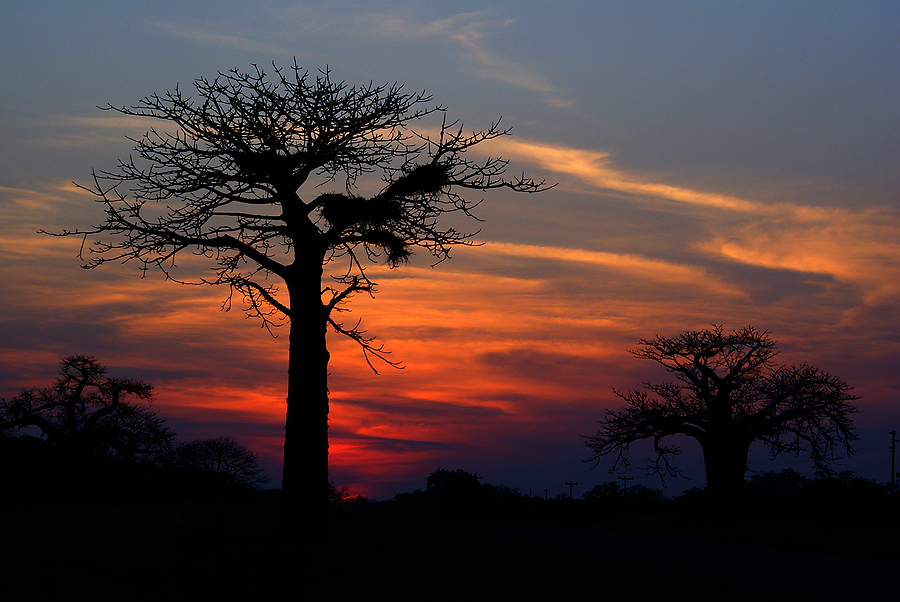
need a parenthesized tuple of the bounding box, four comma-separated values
(582, 481, 623, 500)
(327, 481, 367, 507)
(738, 469, 891, 504)
(581, 481, 623, 501)
(50, 62, 549, 512)
(584, 325, 860, 497)
(745, 468, 808, 495)
(173, 435, 269, 490)
(426, 468, 482, 498)
(0, 355, 173, 462)
(417, 469, 526, 517)
(624, 483, 666, 501)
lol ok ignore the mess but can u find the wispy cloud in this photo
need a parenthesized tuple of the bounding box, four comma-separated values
(481, 241, 744, 296)
(358, 11, 573, 108)
(701, 208, 900, 306)
(147, 8, 571, 109)
(20, 113, 184, 154)
(443, 18, 572, 108)
(367, 11, 486, 39)
(480, 136, 900, 307)
(149, 20, 284, 54)
(487, 138, 760, 212)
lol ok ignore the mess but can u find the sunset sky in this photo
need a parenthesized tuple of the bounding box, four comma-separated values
(2, 2, 898, 499)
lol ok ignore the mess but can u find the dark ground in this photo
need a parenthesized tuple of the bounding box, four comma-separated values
(3, 492, 897, 601)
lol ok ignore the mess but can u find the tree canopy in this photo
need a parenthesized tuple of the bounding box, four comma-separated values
(52, 62, 549, 509)
(173, 435, 270, 490)
(60, 63, 547, 344)
(0, 355, 173, 461)
(584, 325, 860, 496)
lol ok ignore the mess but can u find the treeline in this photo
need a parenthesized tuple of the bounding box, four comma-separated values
(338, 467, 897, 527)
(327, 467, 897, 562)
(0, 434, 266, 507)
(0, 356, 268, 508)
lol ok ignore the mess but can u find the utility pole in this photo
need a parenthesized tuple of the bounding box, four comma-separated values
(890, 431, 897, 490)
(565, 481, 578, 499)
(619, 475, 633, 495)
(544, 489, 549, 501)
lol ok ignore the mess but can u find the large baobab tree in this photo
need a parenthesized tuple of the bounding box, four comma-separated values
(52, 62, 548, 511)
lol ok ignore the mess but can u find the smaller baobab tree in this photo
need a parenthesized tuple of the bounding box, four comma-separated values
(584, 325, 860, 497)
(0, 355, 173, 462)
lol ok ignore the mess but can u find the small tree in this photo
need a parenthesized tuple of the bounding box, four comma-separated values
(426, 468, 482, 497)
(327, 482, 367, 506)
(173, 435, 269, 490)
(51, 63, 548, 511)
(584, 325, 860, 497)
(0, 355, 173, 462)
(582, 481, 623, 501)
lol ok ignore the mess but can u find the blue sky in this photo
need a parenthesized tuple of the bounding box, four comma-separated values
(2, 2, 898, 498)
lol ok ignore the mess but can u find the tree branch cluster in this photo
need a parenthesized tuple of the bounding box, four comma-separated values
(0, 356, 171, 461)
(1, 356, 270, 491)
(584, 325, 860, 484)
(48, 61, 550, 363)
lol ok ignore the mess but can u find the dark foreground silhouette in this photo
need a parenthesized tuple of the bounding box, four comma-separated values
(2, 468, 896, 600)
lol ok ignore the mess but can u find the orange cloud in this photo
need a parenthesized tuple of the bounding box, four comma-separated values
(477, 137, 900, 314)
(481, 241, 744, 296)
(701, 206, 900, 309)
(485, 138, 759, 211)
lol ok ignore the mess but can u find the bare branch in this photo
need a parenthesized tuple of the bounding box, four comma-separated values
(49, 62, 549, 354)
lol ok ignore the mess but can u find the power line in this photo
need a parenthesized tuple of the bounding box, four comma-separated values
(890, 431, 897, 489)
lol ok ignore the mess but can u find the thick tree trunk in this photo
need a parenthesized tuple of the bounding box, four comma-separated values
(281, 266, 330, 516)
(700, 433, 752, 499)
